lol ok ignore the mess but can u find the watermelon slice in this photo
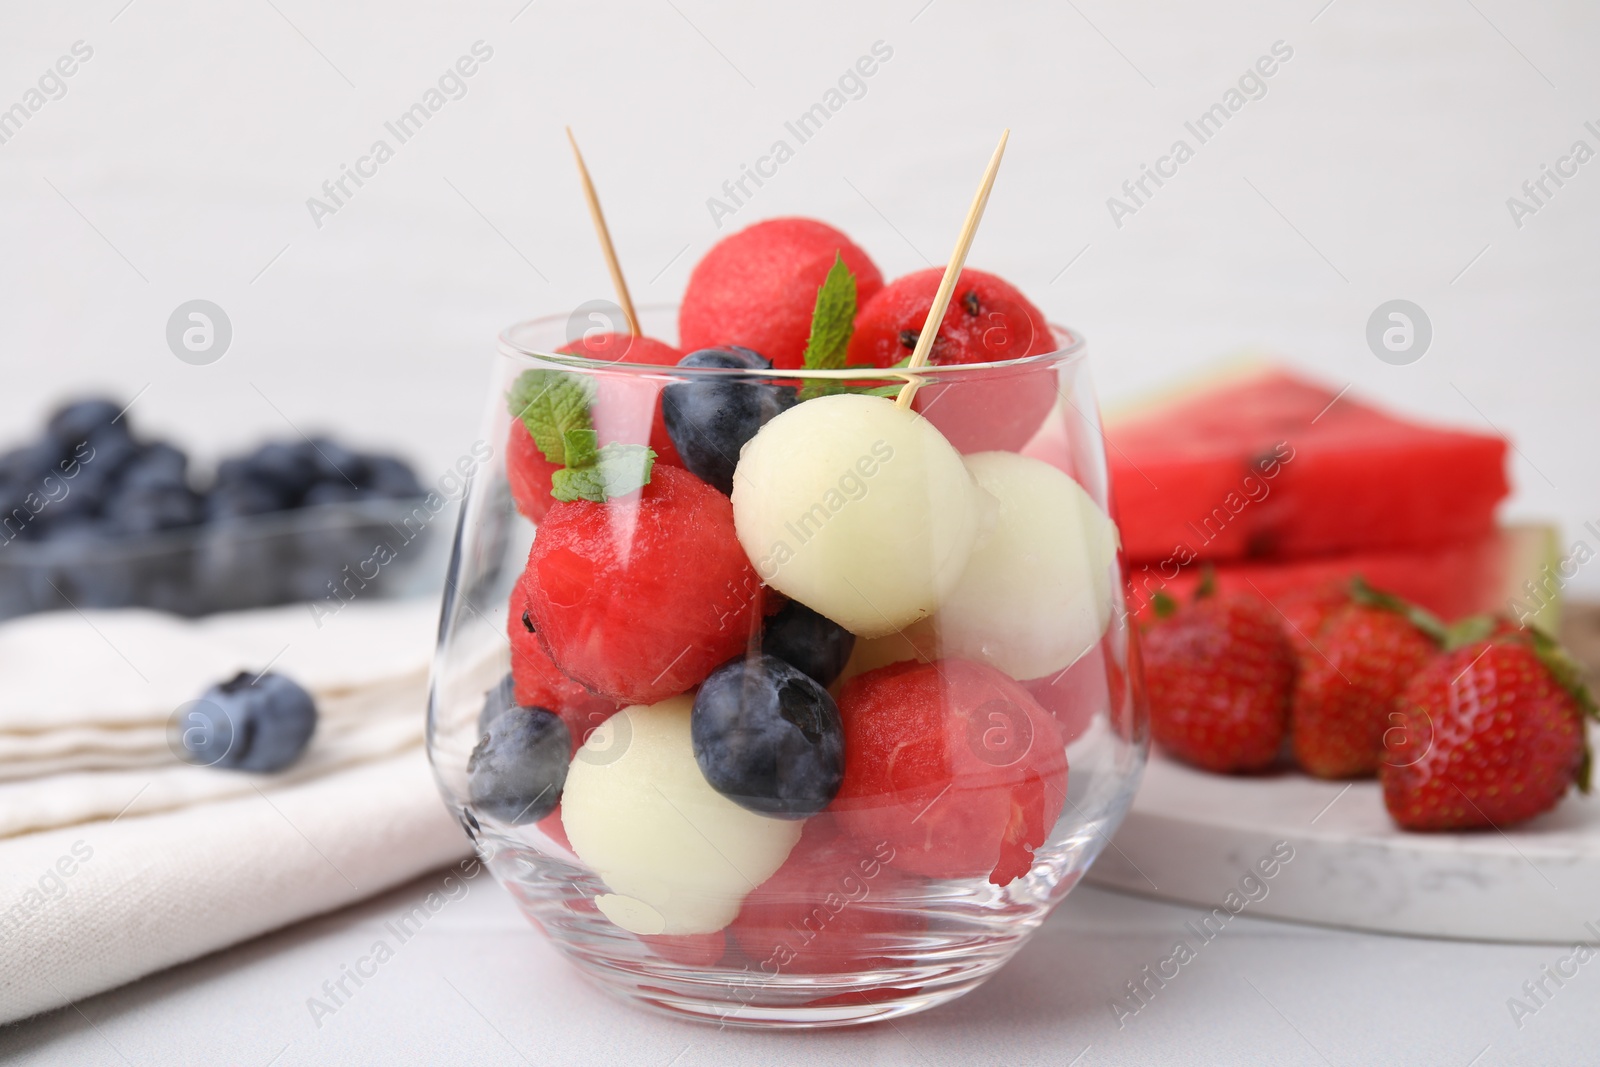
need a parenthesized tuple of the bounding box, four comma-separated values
(1127, 525, 1559, 630)
(1105, 367, 1509, 562)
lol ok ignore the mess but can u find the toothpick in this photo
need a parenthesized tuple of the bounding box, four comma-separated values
(895, 129, 1010, 410)
(566, 126, 641, 337)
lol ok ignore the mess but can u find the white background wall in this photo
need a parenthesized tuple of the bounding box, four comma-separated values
(2, 0, 1596, 589)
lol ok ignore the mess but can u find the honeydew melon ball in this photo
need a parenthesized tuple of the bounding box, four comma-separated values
(562, 695, 802, 936)
(928, 451, 1120, 681)
(731, 393, 983, 638)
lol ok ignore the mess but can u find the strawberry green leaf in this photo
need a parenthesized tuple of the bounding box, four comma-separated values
(1526, 626, 1599, 719)
(508, 370, 596, 465)
(1349, 575, 1448, 645)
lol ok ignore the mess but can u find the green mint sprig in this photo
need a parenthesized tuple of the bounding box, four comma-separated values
(796, 254, 917, 401)
(507, 370, 654, 502)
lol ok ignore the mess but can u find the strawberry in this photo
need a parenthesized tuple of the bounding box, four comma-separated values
(1290, 579, 1443, 779)
(1381, 625, 1596, 831)
(1142, 583, 1296, 773)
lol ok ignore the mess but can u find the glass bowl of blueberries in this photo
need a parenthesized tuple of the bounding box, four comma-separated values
(429, 267, 1148, 1028)
(0, 398, 438, 620)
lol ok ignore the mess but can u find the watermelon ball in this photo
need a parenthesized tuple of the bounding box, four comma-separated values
(467, 706, 570, 825)
(679, 218, 884, 370)
(523, 464, 764, 706)
(506, 419, 563, 522)
(557, 332, 685, 468)
(846, 268, 1058, 453)
(730, 816, 921, 975)
(833, 658, 1068, 886)
(691, 653, 845, 818)
(506, 333, 686, 523)
(507, 571, 619, 751)
(762, 599, 856, 688)
(920, 451, 1120, 681)
(731, 393, 983, 638)
(562, 694, 804, 935)
(661, 347, 798, 495)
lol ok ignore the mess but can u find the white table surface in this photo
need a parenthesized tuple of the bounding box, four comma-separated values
(1, 867, 1589, 1066)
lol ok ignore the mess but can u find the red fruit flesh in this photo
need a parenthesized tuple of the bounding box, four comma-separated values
(1023, 634, 1125, 747)
(1106, 368, 1509, 562)
(1290, 603, 1439, 779)
(832, 659, 1068, 886)
(1125, 527, 1551, 627)
(507, 569, 619, 752)
(1382, 641, 1588, 831)
(679, 218, 883, 370)
(640, 931, 727, 966)
(506, 418, 561, 522)
(522, 465, 763, 705)
(557, 332, 685, 468)
(505, 334, 685, 522)
(846, 268, 1057, 452)
(1142, 595, 1295, 773)
(730, 817, 919, 975)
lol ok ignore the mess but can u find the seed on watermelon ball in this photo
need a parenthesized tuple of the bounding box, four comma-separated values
(524, 464, 763, 706)
(847, 267, 1058, 453)
(562, 695, 804, 935)
(691, 654, 845, 818)
(467, 706, 570, 825)
(661, 347, 798, 494)
(731, 393, 983, 638)
(679, 217, 884, 370)
(507, 570, 619, 751)
(730, 816, 922, 975)
(832, 658, 1068, 886)
(762, 599, 856, 688)
(921, 451, 1120, 681)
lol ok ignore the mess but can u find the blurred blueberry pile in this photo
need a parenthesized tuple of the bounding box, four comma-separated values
(0, 398, 433, 619)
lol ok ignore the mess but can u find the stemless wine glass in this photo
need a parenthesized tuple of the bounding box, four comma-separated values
(426, 306, 1148, 1028)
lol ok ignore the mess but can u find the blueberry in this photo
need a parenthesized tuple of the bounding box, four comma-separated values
(106, 483, 203, 535)
(662, 347, 798, 494)
(248, 441, 319, 502)
(182, 671, 318, 772)
(307, 436, 369, 486)
(205, 477, 286, 521)
(691, 654, 844, 819)
(120, 442, 189, 492)
(302, 481, 364, 507)
(762, 600, 856, 687)
(468, 706, 570, 824)
(477, 672, 519, 734)
(46, 398, 123, 451)
(361, 455, 423, 499)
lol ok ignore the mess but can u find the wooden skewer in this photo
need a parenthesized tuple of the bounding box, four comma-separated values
(895, 129, 1010, 410)
(566, 126, 641, 337)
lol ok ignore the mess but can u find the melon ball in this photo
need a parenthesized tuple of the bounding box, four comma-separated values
(920, 451, 1119, 681)
(731, 393, 983, 638)
(562, 696, 803, 936)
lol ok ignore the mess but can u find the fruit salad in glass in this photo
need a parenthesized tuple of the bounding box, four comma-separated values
(427, 218, 1148, 1027)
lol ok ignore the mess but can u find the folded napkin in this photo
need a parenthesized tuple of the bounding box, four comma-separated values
(0, 599, 476, 1026)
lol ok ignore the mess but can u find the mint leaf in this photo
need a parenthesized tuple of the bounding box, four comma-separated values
(802, 253, 857, 372)
(507, 370, 595, 465)
(551, 443, 656, 503)
(562, 428, 599, 469)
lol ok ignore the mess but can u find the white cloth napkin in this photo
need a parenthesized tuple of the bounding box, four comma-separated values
(0, 600, 477, 1026)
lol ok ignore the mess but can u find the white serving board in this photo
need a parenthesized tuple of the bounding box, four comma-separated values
(1087, 738, 1600, 945)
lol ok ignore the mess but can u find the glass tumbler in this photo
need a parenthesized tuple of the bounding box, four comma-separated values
(426, 307, 1148, 1028)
